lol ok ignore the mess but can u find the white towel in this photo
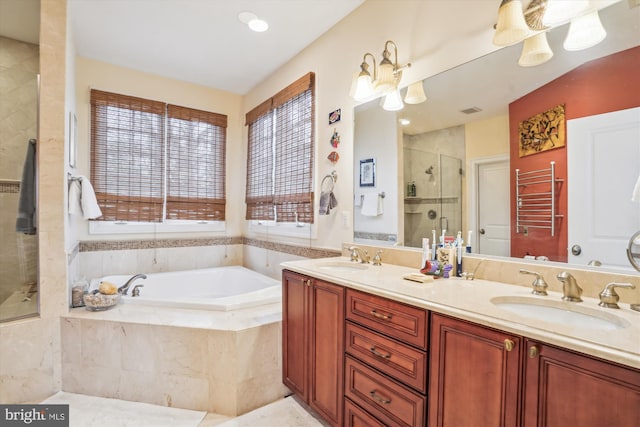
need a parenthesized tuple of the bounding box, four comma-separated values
(80, 176, 103, 219)
(68, 179, 83, 216)
(632, 175, 640, 203)
(70, 176, 102, 219)
(361, 193, 382, 216)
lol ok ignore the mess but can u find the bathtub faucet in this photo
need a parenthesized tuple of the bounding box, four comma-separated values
(118, 274, 147, 296)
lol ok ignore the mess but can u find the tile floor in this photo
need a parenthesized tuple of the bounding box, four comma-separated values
(41, 392, 326, 427)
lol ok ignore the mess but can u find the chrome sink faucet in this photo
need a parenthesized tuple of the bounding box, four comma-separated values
(556, 271, 582, 302)
(348, 246, 370, 264)
(118, 273, 147, 295)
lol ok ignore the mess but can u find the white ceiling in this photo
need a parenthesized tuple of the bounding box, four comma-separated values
(68, 0, 364, 94)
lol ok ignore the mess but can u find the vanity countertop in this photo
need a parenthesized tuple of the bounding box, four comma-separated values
(281, 257, 640, 369)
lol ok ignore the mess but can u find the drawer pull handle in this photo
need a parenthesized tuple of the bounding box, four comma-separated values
(504, 339, 515, 352)
(528, 345, 539, 358)
(370, 347, 391, 359)
(369, 390, 391, 405)
(370, 310, 392, 321)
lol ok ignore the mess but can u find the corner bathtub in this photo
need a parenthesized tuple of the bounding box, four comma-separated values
(90, 266, 281, 311)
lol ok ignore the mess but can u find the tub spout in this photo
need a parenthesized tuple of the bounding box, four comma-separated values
(118, 274, 147, 296)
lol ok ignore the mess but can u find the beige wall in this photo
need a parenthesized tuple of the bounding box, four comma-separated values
(72, 57, 245, 241)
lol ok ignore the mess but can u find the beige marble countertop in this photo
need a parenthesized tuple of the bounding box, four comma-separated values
(281, 257, 640, 369)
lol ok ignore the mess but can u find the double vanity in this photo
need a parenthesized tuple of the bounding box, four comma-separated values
(281, 255, 640, 427)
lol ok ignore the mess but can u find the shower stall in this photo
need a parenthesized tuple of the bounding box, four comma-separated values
(403, 149, 463, 248)
(0, 35, 39, 321)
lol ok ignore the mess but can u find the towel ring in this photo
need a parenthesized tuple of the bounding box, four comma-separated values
(321, 171, 337, 192)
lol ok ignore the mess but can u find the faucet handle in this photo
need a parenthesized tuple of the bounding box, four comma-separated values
(372, 250, 383, 266)
(519, 269, 548, 296)
(348, 246, 359, 262)
(598, 282, 636, 309)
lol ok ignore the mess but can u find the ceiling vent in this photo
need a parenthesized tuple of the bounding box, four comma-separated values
(460, 107, 483, 115)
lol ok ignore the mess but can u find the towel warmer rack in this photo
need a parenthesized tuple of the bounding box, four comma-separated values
(516, 161, 564, 236)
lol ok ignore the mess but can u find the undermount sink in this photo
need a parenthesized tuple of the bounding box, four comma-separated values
(315, 261, 369, 272)
(490, 296, 631, 331)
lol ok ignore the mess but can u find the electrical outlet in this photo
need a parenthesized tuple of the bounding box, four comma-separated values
(524, 226, 529, 236)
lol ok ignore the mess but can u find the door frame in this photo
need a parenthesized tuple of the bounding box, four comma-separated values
(468, 154, 510, 252)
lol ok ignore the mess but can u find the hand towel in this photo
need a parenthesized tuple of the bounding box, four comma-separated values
(68, 179, 83, 216)
(79, 176, 103, 219)
(319, 191, 338, 215)
(361, 193, 382, 216)
(15, 139, 37, 234)
(632, 175, 640, 203)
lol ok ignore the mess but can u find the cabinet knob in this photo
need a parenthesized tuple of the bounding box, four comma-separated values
(528, 345, 539, 358)
(504, 339, 515, 352)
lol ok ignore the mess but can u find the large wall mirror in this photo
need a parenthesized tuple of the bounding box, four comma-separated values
(354, 0, 639, 272)
(0, 0, 40, 321)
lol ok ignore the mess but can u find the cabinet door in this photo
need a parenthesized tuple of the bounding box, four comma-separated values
(523, 339, 640, 427)
(429, 314, 521, 427)
(282, 270, 309, 400)
(309, 278, 345, 426)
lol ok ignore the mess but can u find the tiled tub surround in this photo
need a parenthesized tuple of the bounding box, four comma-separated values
(61, 302, 287, 416)
(284, 256, 640, 369)
(75, 237, 340, 283)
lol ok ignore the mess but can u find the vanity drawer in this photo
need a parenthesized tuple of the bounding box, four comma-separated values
(345, 321, 427, 393)
(346, 289, 428, 349)
(345, 355, 426, 427)
(344, 398, 386, 427)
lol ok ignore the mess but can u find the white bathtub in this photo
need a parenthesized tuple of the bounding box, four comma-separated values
(90, 266, 281, 311)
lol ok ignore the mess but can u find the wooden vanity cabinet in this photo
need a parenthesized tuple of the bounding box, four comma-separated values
(344, 289, 428, 427)
(430, 313, 640, 427)
(282, 270, 345, 426)
(522, 338, 640, 427)
(428, 313, 522, 427)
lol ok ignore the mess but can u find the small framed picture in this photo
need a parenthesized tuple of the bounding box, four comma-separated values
(69, 112, 77, 168)
(359, 158, 375, 187)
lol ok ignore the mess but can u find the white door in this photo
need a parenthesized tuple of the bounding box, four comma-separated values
(567, 107, 640, 268)
(477, 159, 510, 256)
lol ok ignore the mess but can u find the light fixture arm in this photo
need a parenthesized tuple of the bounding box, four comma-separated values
(360, 52, 377, 81)
(383, 40, 411, 78)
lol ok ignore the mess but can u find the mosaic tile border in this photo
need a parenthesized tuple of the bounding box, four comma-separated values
(79, 236, 243, 252)
(78, 236, 341, 259)
(354, 231, 398, 243)
(0, 181, 20, 194)
(243, 238, 341, 259)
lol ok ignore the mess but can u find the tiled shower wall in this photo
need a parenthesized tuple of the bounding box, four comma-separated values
(0, 36, 39, 303)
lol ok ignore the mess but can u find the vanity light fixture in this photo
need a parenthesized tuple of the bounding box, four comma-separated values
(351, 40, 420, 110)
(404, 81, 427, 104)
(518, 32, 554, 66)
(563, 8, 607, 51)
(493, 0, 531, 46)
(493, 0, 608, 66)
(542, 0, 589, 27)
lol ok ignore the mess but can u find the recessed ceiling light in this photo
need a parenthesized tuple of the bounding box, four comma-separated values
(238, 11, 269, 32)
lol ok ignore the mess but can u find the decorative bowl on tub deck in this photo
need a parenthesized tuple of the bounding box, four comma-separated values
(83, 292, 120, 311)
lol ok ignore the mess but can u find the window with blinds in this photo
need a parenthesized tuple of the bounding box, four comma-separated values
(90, 89, 227, 223)
(245, 72, 315, 224)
